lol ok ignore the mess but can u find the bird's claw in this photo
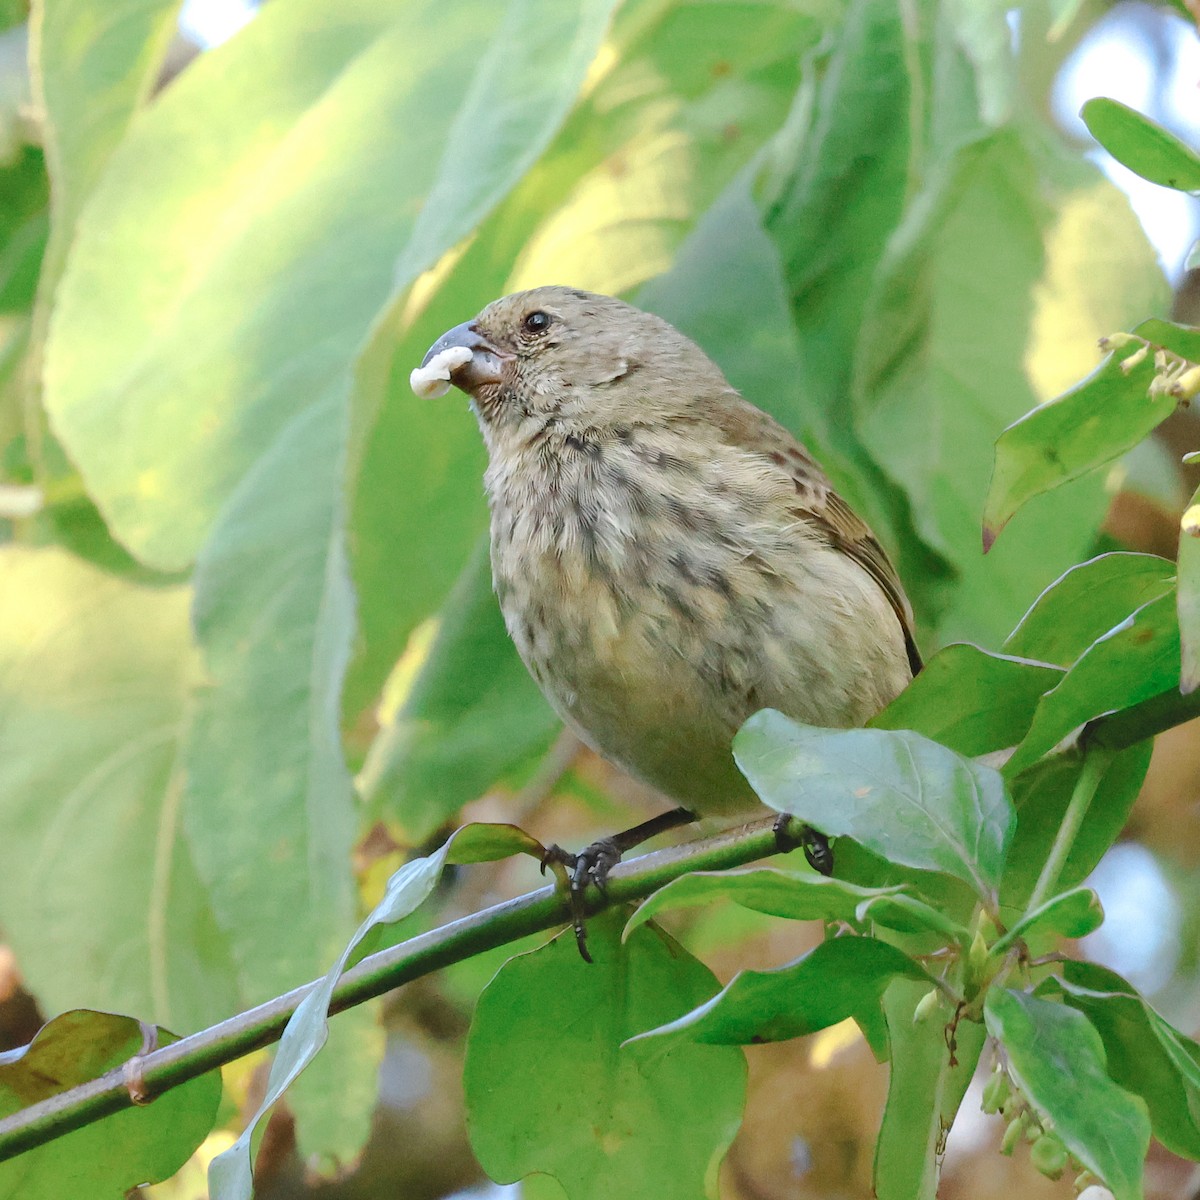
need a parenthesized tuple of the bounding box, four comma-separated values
(540, 838, 624, 963)
(772, 814, 834, 876)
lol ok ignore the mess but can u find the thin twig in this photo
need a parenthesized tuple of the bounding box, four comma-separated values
(0, 816, 786, 1162)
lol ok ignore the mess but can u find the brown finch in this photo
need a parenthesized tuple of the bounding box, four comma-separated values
(414, 287, 920, 946)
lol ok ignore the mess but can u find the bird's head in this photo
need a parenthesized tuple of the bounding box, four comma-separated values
(413, 286, 731, 441)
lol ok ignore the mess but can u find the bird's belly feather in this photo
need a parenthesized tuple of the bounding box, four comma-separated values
(489, 465, 910, 816)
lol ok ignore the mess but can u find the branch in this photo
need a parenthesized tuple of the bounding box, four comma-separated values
(0, 816, 786, 1162)
(5, 680, 1197, 1162)
(1085, 682, 1200, 751)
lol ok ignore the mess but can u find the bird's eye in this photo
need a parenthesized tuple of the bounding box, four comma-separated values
(523, 310, 551, 334)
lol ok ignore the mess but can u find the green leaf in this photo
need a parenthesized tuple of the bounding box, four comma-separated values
(622, 868, 909, 940)
(1051, 960, 1200, 1160)
(871, 643, 1063, 756)
(184, 390, 360, 997)
(944, 0, 1015, 127)
(343, 305, 489, 721)
(983, 347, 1174, 550)
(638, 171, 831, 455)
(758, 0, 921, 552)
(210, 821, 522, 1200)
(182, 392, 378, 1160)
(0, 145, 48, 315)
(0, 1010, 221, 1200)
(984, 989, 1149, 1200)
(993, 887, 1103, 955)
(1081, 97, 1200, 193)
(30, 0, 180, 326)
(1179, 485, 1200, 692)
(45, 0, 617, 570)
(1003, 552, 1176, 668)
(734, 711, 1015, 900)
(856, 125, 1159, 643)
(874, 980, 986, 1200)
(632, 935, 927, 1053)
(852, 892, 970, 941)
(357, 541, 559, 840)
(1136, 316, 1200, 362)
(761, 0, 913, 433)
(1005, 592, 1180, 775)
(464, 911, 745, 1200)
(0, 547, 239, 1032)
(1000, 742, 1152, 907)
(509, 0, 816, 295)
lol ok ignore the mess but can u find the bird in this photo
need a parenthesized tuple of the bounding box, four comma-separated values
(412, 286, 920, 957)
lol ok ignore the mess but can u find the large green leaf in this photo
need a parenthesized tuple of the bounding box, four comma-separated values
(1005, 592, 1180, 775)
(735, 711, 1015, 899)
(0, 547, 238, 1032)
(857, 126, 1162, 642)
(508, 0, 818, 295)
(871, 643, 1062, 756)
(183, 388, 382, 1157)
(632, 935, 927, 1054)
(1051, 960, 1200, 1160)
(983, 348, 1174, 549)
(1082, 97, 1200, 193)
(985, 989, 1150, 1200)
(184, 390, 359, 999)
(357, 541, 559, 841)
(464, 911, 745, 1200)
(44, 0, 617, 569)
(1003, 552, 1176, 668)
(30, 0, 181, 325)
(756, 0, 920, 548)
(0, 1010, 221, 1200)
(858, 130, 1049, 570)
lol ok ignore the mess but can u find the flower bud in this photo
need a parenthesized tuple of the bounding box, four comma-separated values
(1030, 1133, 1068, 1180)
(981, 1070, 1009, 1114)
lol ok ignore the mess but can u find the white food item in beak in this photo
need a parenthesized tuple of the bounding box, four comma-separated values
(409, 345, 474, 399)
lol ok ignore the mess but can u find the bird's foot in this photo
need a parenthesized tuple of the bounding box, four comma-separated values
(772, 814, 834, 876)
(541, 838, 623, 963)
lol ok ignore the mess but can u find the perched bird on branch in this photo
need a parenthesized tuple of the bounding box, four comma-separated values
(413, 286, 919, 955)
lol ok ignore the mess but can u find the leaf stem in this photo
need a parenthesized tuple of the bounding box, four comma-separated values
(0, 816, 787, 1162)
(1025, 748, 1114, 914)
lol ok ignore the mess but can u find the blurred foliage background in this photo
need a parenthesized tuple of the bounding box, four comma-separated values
(1, 0, 1199, 1196)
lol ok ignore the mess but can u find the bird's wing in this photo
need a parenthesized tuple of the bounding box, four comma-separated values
(710, 400, 923, 676)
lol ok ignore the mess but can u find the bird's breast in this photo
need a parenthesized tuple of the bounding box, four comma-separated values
(482, 434, 911, 812)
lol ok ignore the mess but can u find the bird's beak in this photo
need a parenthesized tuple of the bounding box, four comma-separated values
(420, 321, 507, 395)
